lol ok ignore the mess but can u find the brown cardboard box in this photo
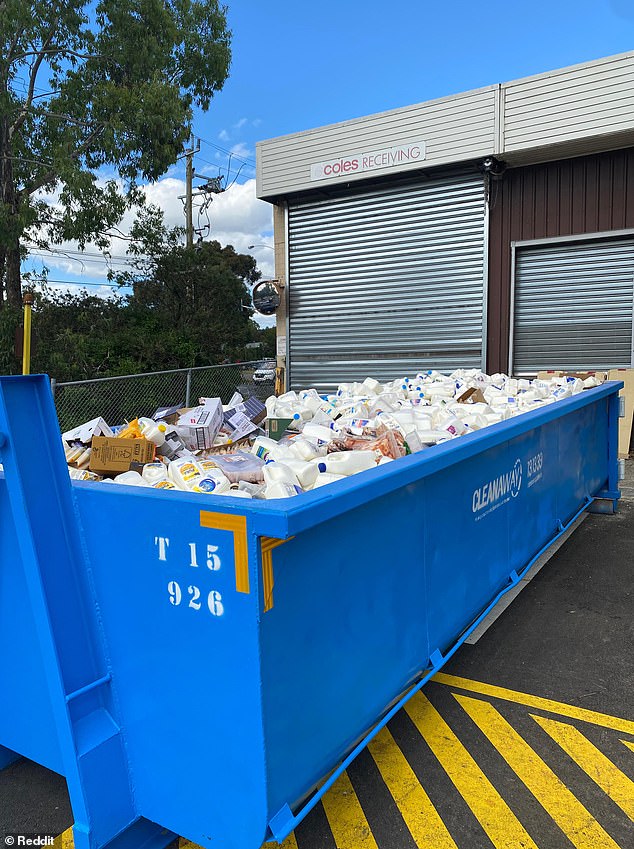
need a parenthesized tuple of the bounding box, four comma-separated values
(456, 387, 486, 404)
(89, 436, 155, 474)
(608, 368, 634, 458)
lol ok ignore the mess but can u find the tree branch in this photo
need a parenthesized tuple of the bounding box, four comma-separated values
(20, 124, 106, 197)
(10, 48, 102, 62)
(10, 30, 55, 137)
(11, 107, 101, 129)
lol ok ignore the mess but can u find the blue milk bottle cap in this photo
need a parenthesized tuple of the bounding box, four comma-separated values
(318, 462, 327, 473)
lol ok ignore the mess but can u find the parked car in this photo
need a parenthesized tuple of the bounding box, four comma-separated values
(252, 360, 276, 383)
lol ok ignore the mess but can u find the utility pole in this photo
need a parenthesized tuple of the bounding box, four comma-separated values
(184, 137, 200, 249)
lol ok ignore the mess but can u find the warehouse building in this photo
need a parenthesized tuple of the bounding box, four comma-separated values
(256, 51, 634, 390)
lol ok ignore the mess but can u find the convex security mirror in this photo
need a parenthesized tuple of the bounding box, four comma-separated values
(252, 280, 281, 315)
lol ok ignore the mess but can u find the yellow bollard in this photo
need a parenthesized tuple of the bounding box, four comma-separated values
(22, 290, 34, 375)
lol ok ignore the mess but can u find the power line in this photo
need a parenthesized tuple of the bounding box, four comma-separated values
(198, 136, 256, 168)
(195, 155, 254, 180)
(27, 278, 122, 289)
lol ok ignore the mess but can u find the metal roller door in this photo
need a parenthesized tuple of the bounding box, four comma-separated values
(287, 174, 486, 390)
(512, 237, 634, 374)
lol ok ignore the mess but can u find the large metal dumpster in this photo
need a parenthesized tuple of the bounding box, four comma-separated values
(0, 375, 622, 849)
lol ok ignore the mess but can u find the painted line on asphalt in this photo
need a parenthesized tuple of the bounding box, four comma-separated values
(532, 714, 634, 821)
(434, 672, 634, 736)
(405, 692, 538, 849)
(455, 694, 621, 849)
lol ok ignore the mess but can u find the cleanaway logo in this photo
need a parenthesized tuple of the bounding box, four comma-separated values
(472, 459, 522, 517)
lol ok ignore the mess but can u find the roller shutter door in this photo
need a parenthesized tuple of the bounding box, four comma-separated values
(512, 237, 634, 373)
(287, 174, 486, 390)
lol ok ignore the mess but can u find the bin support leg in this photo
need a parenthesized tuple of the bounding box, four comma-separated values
(590, 391, 622, 514)
(0, 376, 174, 849)
(0, 745, 21, 770)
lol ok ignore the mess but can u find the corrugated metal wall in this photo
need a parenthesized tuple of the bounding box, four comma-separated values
(502, 52, 634, 160)
(512, 238, 634, 373)
(257, 87, 497, 199)
(487, 147, 634, 373)
(287, 173, 486, 390)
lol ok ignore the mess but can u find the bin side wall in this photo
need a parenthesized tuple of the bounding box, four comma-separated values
(75, 490, 269, 849)
(425, 399, 608, 654)
(0, 479, 64, 774)
(259, 396, 610, 816)
(260, 481, 430, 814)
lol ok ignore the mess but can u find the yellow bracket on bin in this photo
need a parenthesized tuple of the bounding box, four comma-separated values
(199, 511, 293, 612)
(260, 537, 294, 612)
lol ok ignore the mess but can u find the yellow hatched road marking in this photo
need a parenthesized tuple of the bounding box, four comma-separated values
(434, 672, 634, 736)
(455, 694, 621, 849)
(622, 740, 634, 754)
(532, 714, 634, 821)
(367, 726, 458, 849)
(405, 692, 538, 849)
(53, 828, 73, 849)
(320, 769, 378, 849)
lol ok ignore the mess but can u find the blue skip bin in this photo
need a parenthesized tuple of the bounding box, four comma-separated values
(0, 376, 622, 849)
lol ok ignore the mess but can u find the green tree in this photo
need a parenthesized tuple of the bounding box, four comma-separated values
(126, 236, 261, 366)
(0, 0, 231, 307)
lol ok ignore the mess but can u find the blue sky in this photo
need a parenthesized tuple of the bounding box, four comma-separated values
(29, 0, 634, 316)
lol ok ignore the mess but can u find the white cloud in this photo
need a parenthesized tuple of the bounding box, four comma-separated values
(233, 118, 248, 130)
(25, 178, 275, 288)
(218, 129, 230, 141)
(230, 142, 253, 160)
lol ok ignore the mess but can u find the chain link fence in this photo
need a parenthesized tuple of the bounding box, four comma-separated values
(52, 361, 275, 433)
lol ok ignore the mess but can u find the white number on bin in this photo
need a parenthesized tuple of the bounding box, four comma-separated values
(166, 581, 224, 617)
(206, 544, 221, 571)
(208, 590, 224, 617)
(189, 542, 199, 568)
(188, 585, 202, 610)
(168, 580, 182, 606)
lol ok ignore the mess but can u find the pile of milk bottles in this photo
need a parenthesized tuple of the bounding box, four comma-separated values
(250, 369, 601, 498)
(75, 369, 601, 499)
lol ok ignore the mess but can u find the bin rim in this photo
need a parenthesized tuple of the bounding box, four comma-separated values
(62, 381, 623, 539)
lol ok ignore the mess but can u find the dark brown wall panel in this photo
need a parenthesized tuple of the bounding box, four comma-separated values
(488, 147, 634, 372)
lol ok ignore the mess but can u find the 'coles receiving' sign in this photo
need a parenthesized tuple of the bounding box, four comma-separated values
(310, 140, 426, 182)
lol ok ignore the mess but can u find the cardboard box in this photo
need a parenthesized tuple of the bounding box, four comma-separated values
(608, 368, 634, 458)
(153, 404, 184, 426)
(456, 387, 486, 404)
(63, 417, 113, 444)
(267, 418, 293, 441)
(177, 398, 223, 451)
(89, 436, 155, 474)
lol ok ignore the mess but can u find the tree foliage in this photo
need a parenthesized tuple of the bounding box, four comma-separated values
(0, 0, 231, 306)
(2, 239, 267, 382)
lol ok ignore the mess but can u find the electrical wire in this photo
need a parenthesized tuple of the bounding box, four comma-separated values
(198, 136, 256, 168)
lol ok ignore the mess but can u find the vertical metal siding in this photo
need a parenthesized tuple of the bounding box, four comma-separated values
(512, 238, 634, 372)
(287, 174, 486, 390)
(487, 147, 634, 373)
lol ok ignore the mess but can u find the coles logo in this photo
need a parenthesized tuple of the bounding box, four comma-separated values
(310, 141, 426, 182)
(472, 459, 522, 517)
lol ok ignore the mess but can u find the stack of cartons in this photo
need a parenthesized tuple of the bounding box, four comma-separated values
(536, 369, 633, 458)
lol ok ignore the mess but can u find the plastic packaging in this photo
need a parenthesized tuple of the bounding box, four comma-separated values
(113, 470, 149, 487)
(284, 459, 320, 490)
(168, 457, 204, 491)
(317, 451, 378, 476)
(138, 417, 168, 447)
(203, 451, 265, 484)
(311, 472, 346, 489)
(142, 462, 168, 485)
